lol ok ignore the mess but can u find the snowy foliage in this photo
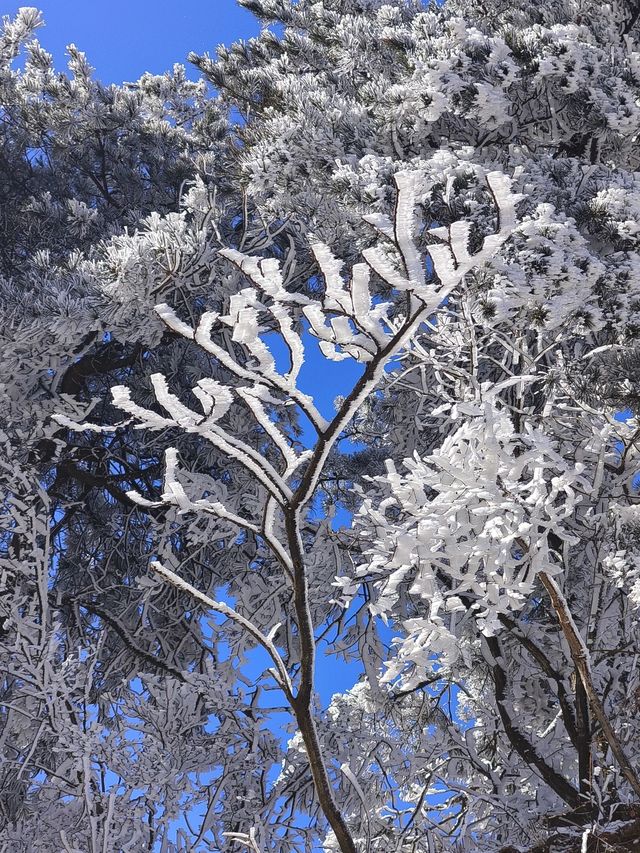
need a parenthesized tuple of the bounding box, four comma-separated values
(4, 1, 640, 852)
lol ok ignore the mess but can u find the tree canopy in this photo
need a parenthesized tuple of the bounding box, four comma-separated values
(3, 2, 640, 851)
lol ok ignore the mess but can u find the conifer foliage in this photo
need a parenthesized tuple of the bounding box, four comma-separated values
(3, 2, 640, 851)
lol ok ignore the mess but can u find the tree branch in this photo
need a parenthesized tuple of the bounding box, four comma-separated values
(539, 571, 640, 800)
(484, 634, 583, 809)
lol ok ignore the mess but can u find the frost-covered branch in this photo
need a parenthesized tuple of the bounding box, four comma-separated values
(150, 560, 294, 701)
(539, 571, 640, 800)
(75, 166, 520, 853)
(17, 0, 640, 846)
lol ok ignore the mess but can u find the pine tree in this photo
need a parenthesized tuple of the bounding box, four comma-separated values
(3, 2, 640, 851)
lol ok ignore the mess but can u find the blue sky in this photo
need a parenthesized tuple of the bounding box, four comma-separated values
(6, 0, 260, 83)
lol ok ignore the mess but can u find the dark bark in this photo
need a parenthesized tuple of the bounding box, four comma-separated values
(539, 572, 640, 801)
(60, 341, 142, 395)
(285, 507, 358, 853)
(485, 634, 583, 810)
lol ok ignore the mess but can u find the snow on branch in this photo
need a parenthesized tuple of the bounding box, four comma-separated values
(50, 161, 521, 853)
(150, 559, 294, 700)
(364, 169, 523, 297)
(60, 165, 521, 521)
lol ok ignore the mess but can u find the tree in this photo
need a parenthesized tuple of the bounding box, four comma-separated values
(0, 8, 271, 845)
(3, 1, 640, 851)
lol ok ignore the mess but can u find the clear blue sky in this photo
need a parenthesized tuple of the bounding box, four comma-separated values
(5, 0, 260, 82)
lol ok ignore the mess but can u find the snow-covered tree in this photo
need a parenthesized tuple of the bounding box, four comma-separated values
(0, 9, 267, 845)
(4, 1, 640, 851)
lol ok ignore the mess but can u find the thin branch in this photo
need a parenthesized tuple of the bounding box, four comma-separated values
(539, 571, 640, 800)
(150, 560, 294, 703)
